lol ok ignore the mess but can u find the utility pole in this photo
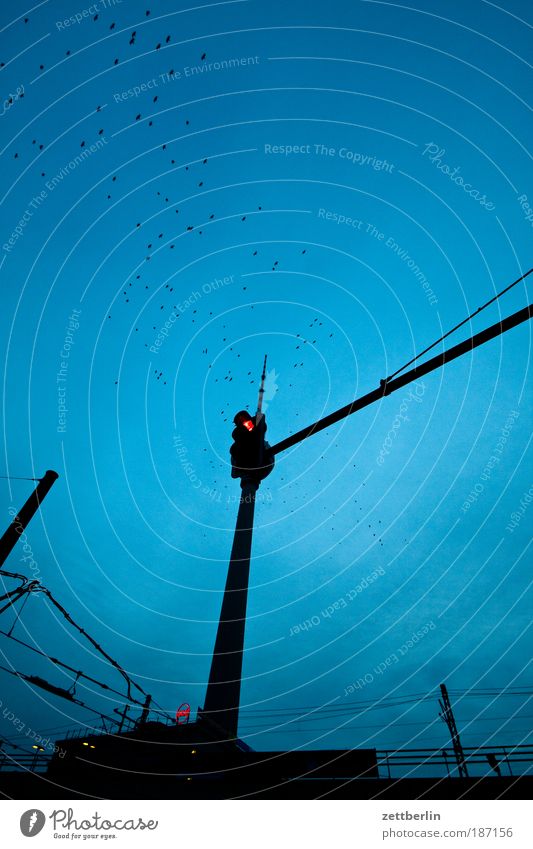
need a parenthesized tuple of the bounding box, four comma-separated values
(0, 471, 59, 569)
(439, 683, 469, 778)
(137, 694, 152, 727)
(114, 704, 130, 734)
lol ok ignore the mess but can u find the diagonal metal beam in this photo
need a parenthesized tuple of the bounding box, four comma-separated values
(270, 304, 533, 456)
(0, 471, 59, 569)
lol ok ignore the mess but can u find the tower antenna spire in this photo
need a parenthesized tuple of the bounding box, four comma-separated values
(255, 355, 268, 422)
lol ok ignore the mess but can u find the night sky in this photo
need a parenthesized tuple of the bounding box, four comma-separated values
(0, 0, 531, 766)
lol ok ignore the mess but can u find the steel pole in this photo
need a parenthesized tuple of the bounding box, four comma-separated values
(439, 683, 469, 778)
(0, 470, 59, 569)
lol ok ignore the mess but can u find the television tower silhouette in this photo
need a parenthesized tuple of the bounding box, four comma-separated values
(201, 356, 270, 739)
(200, 286, 532, 742)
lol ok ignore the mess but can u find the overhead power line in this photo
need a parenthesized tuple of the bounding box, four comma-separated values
(237, 689, 533, 719)
(0, 661, 120, 727)
(0, 571, 173, 723)
(0, 475, 42, 482)
(0, 628, 147, 708)
(387, 267, 532, 381)
(0, 570, 145, 702)
(40, 589, 144, 702)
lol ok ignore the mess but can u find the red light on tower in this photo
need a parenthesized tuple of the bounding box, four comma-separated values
(234, 411, 254, 431)
(230, 406, 274, 480)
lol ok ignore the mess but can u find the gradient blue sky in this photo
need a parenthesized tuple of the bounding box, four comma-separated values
(0, 0, 531, 763)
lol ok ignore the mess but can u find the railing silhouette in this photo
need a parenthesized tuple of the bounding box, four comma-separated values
(376, 745, 533, 779)
(0, 750, 52, 773)
(1, 742, 532, 778)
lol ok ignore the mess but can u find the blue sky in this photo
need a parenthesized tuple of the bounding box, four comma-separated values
(0, 0, 531, 761)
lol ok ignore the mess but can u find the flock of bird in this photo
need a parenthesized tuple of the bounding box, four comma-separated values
(6, 13, 342, 396)
(5, 7, 393, 558)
